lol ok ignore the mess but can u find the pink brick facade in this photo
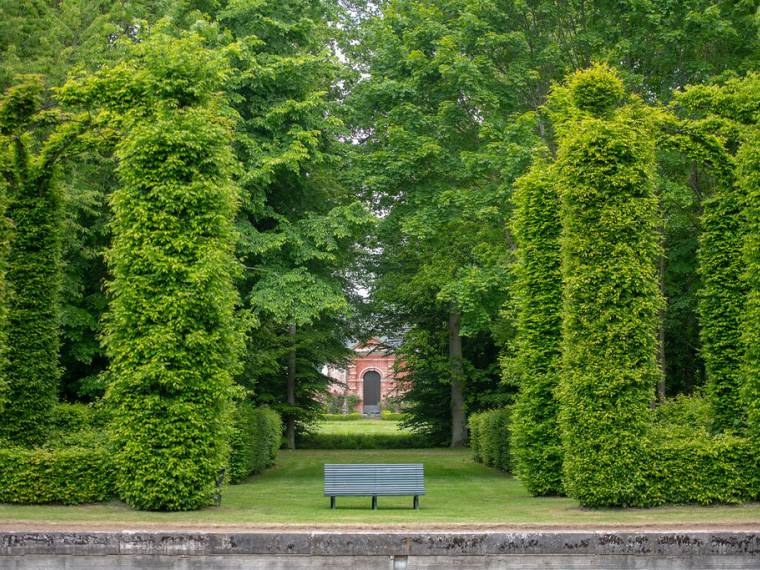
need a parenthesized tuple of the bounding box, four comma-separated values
(325, 338, 407, 414)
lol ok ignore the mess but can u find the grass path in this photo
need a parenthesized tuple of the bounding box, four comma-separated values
(1, 449, 759, 527)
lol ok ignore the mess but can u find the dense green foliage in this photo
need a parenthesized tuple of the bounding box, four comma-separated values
(0, 2, 167, 401)
(192, 0, 373, 447)
(62, 31, 244, 511)
(0, 445, 112, 504)
(508, 158, 563, 495)
(0, 123, 8, 415)
(468, 408, 511, 472)
(556, 66, 662, 507)
(698, 181, 746, 432)
(346, 0, 528, 445)
(0, 77, 85, 446)
(396, 326, 510, 446)
(644, 395, 758, 506)
(0, 0, 759, 512)
(740, 129, 760, 440)
(643, 434, 758, 506)
(228, 404, 282, 484)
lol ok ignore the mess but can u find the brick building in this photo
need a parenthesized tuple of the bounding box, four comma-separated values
(325, 338, 407, 415)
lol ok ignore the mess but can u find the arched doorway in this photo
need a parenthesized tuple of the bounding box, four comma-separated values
(362, 370, 381, 415)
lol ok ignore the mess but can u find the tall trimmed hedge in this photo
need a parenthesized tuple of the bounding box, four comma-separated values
(0, 78, 65, 446)
(468, 408, 511, 471)
(698, 181, 747, 432)
(0, 140, 8, 417)
(556, 65, 662, 507)
(739, 129, 760, 440)
(228, 405, 282, 484)
(63, 33, 244, 511)
(509, 157, 563, 495)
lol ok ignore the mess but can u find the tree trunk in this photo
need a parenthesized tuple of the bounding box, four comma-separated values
(449, 310, 466, 447)
(286, 323, 296, 450)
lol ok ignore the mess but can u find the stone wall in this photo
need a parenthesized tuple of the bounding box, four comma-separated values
(1, 530, 758, 569)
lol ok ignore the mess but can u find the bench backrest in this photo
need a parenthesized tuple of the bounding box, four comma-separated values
(324, 463, 425, 496)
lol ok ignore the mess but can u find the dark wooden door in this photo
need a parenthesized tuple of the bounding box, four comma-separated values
(362, 370, 381, 408)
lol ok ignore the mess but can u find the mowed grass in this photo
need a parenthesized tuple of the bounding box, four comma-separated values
(2, 449, 760, 527)
(315, 420, 411, 435)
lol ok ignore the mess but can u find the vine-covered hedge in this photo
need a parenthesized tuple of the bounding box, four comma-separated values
(0, 446, 113, 504)
(468, 408, 511, 471)
(556, 65, 662, 507)
(508, 157, 563, 495)
(228, 405, 282, 484)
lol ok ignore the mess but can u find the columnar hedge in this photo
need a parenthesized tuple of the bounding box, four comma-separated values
(468, 408, 511, 471)
(0, 139, 8, 417)
(64, 33, 244, 510)
(739, 130, 760, 440)
(228, 404, 282, 484)
(509, 157, 563, 495)
(0, 78, 64, 446)
(555, 65, 662, 507)
(698, 181, 747, 432)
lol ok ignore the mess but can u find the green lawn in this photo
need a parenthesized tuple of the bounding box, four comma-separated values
(315, 420, 411, 435)
(2, 448, 760, 527)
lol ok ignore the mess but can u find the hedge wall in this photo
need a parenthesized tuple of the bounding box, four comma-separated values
(641, 432, 758, 506)
(321, 413, 364, 421)
(509, 157, 563, 495)
(556, 65, 662, 507)
(299, 432, 431, 450)
(228, 405, 282, 484)
(0, 446, 113, 504)
(468, 408, 511, 471)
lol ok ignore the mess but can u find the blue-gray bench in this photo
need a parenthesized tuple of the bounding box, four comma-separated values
(324, 463, 425, 510)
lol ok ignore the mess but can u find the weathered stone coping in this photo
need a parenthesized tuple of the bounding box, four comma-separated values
(0, 531, 758, 557)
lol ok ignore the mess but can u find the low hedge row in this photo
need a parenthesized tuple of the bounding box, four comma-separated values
(380, 411, 406, 421)
(469, 408, 511, 471)
(0, 446, 113, 504)
(227, 404, 282, 484)
(641, 433, 759, 506)
(321, 413, 364, 421)
(299, 432, 431, 449)
(320, 412, 408, 422)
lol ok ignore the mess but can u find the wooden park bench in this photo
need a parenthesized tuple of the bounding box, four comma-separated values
(324, 463, 425, 510)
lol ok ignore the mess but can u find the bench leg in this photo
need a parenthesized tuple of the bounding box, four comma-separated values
(330, 496, 336, 509)
(371, 496, 377, 510)
(413, 495, 419, 510)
